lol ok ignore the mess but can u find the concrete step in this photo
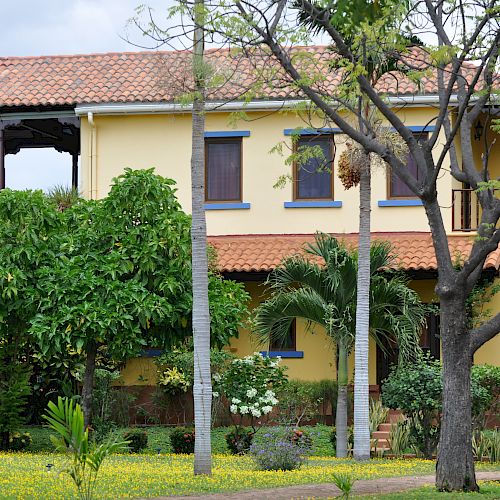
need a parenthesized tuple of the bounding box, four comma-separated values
(378, 423, 393, 432)
(372, 430, 390, 440)
(388, 412, 404, 423)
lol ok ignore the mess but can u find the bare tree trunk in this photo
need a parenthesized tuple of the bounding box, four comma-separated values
(436, 297, 477, 491)
(354, 164, 371, 460)
(191, 0, 212, 476)
(336, 342, 349, 458)
(81, 341, 97, 428)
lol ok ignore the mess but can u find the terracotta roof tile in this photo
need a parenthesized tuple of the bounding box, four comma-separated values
(208, 233, 500, 273)
(0, 46, 491, 108)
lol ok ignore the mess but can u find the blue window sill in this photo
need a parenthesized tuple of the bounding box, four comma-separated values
(378, 199, 423, 207)
(205, 202, 251, 210)
(260, 351, 304, 358)
(204, 131, 250, 138)
(284, 200, 342, 208)
(141, 349, 163, 357)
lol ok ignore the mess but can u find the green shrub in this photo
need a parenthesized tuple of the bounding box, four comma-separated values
(275, 380, 323, 426)
(0, 364, 31, 450)
(8, 431, 32, 451)
(225, 427, 255, 454)
(170, 427, 195, 454)
(123, 429, 148, 453)
(471, 364, 500, 428)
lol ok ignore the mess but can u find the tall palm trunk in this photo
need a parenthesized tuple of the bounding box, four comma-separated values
(191, 0, 212, 476)
(353, 162, 371, 460)
(336, 341, 349, 458)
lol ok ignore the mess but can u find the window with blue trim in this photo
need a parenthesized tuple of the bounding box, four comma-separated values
(389, 132, 428, 198)
(205, 138, 242, 202)
(294, 135, 334, 200)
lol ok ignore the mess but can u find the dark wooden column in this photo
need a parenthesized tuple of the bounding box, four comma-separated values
(0, 126, 5, 190)
(71, 153, 78, 189)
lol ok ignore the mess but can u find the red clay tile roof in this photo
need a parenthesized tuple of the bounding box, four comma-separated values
(208, 233, 500, 273)
(0, 46, 487, 109)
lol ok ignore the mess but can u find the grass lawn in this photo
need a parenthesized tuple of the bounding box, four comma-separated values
(362, 481, 500, 499)
(0, 452, 498, 499)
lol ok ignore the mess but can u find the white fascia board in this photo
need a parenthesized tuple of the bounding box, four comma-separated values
(0, 110, 77, 120)
(75, 95, 457, 117)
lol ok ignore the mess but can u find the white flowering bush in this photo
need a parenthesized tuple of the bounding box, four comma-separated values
(216, 352, 288, 419)
(216, 352, 288, 453)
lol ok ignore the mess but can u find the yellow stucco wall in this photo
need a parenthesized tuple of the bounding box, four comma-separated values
(475, 277, 500, 365)
(80, 107, 453, 236)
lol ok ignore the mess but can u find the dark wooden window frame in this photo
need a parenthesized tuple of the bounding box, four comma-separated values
(270, 319, 297, 351)
(205, 137, 243, 203)
(293, 134, 335, 201)
(387, 132, 429, 200)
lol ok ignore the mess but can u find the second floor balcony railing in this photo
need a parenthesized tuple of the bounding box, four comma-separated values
(451, 188, 500, 232)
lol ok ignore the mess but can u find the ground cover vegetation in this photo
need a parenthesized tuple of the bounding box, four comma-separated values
(3, 452, 493, 499)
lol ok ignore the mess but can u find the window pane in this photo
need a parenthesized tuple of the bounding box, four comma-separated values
(270, 320, 296, 351)
(206, 140, 241, 201)
(296, 136, 333, 199)
(390, 133, 427, 198)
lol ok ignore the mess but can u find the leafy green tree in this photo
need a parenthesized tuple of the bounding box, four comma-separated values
(30, 169, 248, 428)
(255, 234, 425, 457)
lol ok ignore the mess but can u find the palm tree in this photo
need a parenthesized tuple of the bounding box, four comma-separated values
(191, 0, 212, 475)
(255, 233, 425, 458)
(293, 0, 413, 460)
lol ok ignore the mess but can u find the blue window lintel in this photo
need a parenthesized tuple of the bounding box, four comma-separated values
(260, 351, 304, 358)
(204, 131, 250, 138)
(205, 202, 251, 210)
(284, 127, 341, 136)
(378, 199, 423, 207)
(284, 200, 342, 209)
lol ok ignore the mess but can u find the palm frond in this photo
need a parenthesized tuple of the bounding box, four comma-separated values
(254, 287, 328, 346)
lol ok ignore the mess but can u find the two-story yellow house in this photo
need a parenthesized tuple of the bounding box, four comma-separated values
(0, 48, 498, 394)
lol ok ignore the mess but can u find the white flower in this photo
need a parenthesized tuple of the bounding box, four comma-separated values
(262, 405, 273, 414)
(270, 397, 278, 405)
(231, 398, 241, 405)
(246, 388, 257, 398)
(230, 404, 238, 414)
(212, 391, 219, 398)
(213, 373, 221, 382)
(251, 408, 262, 417)
(240, 405, 249, 414)
(265, 390, 275, 399)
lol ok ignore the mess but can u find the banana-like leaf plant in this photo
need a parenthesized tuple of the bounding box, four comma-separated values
(44, 397, 129, 500)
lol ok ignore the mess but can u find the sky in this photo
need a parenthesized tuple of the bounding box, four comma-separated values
(1, 0, 173, 191)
